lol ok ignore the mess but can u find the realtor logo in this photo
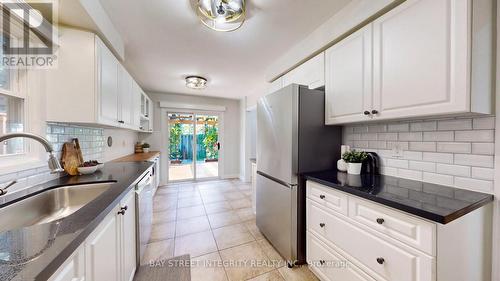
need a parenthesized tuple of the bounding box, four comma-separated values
(1, 0, 58, 68)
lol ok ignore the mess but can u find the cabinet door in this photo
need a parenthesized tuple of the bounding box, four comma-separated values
(372, 0, 469, 120)
(48, 245, 85, 281)
(121, 190, 137, 281)
(118, 65, 133, 127)
(283, 53, 325, 89)
(147, 97, 154, 131)
(325, 25, 373, 125)
(97, 38, 119, 126)
(86, 206, 120, 281)
(132, 82, 142, 130)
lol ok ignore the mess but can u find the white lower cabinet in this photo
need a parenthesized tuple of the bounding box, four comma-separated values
(306, 181, 492, 281)
(86, 204, 121, 281)
(308, 233, 375, 281)
(48, 245, 85, 281)
(49, 189, 137, 281)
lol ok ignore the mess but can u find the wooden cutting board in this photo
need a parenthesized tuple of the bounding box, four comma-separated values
(61, 139, 83, 176)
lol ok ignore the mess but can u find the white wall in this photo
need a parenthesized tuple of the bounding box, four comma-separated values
(103, 128, 138, 162)
(142, 92, 241, 183)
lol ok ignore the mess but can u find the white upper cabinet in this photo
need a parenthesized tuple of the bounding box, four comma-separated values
(325, 0, 494, 125)
(97, 38, 119, 126)
(267, 77, 283, 94)
(46, 28, 152, 131)
(325, 25, 373, 124)
(283, 53, 325, 89)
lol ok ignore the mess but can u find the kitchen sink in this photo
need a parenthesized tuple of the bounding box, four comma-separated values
(0, 183, 113, 232)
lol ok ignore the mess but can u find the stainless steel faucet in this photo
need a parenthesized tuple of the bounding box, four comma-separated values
(0, 132, 64, 174)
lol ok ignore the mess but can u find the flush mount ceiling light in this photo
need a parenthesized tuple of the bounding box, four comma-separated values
(196, 0, 245, 32)
(186, 76, 208, 89)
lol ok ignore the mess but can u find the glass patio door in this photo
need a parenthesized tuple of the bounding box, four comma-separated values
(168, 112, 220, 182)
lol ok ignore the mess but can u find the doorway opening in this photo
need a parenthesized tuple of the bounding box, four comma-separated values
(167, 112, 220, 182)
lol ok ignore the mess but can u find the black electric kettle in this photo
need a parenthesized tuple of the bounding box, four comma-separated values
(361, 152, 380, 175)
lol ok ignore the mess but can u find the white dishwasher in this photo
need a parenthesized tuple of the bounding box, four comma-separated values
(135, 170, 153, 265)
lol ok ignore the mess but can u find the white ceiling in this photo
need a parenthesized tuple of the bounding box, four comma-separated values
(98, 0, 351, 99)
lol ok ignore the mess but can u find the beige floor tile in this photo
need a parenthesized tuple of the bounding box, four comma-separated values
(191, 252, 228, 281)
(204, 201, 232, 214)
(202, 194, 227, 204)
(229, 198, 252, 209)
(208, 211, 242, 229)
(213, 224, 255, 250)
(177, 205, 206, 220)
(236, 184, 252, 191)
(141, 239, 175, 265)
(176, 215, 211, 237)
(219, 241, 275, 281)
(154, 198, 177, 212)
(247, 270, 285, 281)
(150, 221, 176, 242)
(177, 190, 201, 199)
(174, 230, 218, 258)
(152, 209, 177, 224)
(197, 181, 234, 189)
(178, 197, 203, 208)
(245, 220, 265, 240)
(277, 265, 319, 281)
(235, 207, 255, 222)
(257, 239, 285, 264)
(224, 191, 246, 200)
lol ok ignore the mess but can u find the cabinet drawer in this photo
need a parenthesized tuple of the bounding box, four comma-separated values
(307, 181, 348, 216)
(308, 201, 435, 281)
(307, 231, 375, 281)
(348, 197, 435, 256)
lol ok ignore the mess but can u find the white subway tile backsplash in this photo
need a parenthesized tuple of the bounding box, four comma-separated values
(454, 177, 493, 193)
(343, 116, 495, 193)
(455, 130, 494, 142)
(388, 123, 410, 132)
(454, 154, 494, 168)
(398, 169, 422, 181)
(473, 117, 495, 129)
(410, 121, 437, 131)
(386, 159, 409, 169)
(471, 143, 495, 155)
(437, 119, 472, 131)
(423, 131, 454, 142)
(436, 142, 471, 153)
(423, 172, 454, 186)
(377, 133, 398, 141)
(409, 161, 436, 172)
(398, 132, 423, 141)
(471, 167, 495, 181)
(436, 164, 471, 177)
(409, 142, 436, 152)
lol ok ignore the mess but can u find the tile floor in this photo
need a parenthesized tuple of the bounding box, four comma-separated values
(143, 179, 319, 281)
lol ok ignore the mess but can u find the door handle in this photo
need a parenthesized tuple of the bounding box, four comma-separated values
(217, 142, 221, 150)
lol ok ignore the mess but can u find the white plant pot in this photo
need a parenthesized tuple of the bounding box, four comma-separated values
(337, 159, 348, 172)
(143, 148, 150, 153)
(347, 163, 362, 175)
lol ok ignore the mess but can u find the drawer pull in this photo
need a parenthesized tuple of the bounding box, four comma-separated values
(319, 223, 326, 228)
(376, 218, 385, 225)
(376, 257, 385, 265)
(319, 260, 325, 265)
(121, 206, 128, 211)
(319, 195, 325, 199)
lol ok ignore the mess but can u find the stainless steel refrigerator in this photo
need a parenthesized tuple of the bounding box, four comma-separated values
(256, 84, 342, 266)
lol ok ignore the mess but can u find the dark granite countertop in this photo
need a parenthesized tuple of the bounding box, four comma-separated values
(0, 161, 153, 281)
(303, 170, 494, 224)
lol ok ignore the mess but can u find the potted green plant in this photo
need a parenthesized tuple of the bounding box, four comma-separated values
(342, 150, 368, 175)
(142, 143, 150, 153)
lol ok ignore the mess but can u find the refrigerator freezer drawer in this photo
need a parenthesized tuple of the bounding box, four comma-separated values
(256, 173, 297, 262)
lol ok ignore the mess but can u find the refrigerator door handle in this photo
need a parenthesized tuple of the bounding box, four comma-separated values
(257, 171, 295, 189)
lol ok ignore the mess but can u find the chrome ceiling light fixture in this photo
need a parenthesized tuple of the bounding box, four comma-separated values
(196, 0, 246, 32)
(186, 76, 208, 89)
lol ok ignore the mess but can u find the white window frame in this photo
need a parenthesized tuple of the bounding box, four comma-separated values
(0, 36, 46, 175)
